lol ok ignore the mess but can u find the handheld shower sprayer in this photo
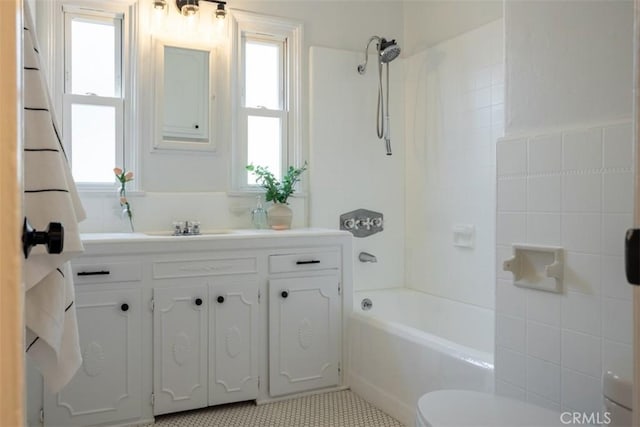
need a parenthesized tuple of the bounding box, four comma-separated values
(357, 36, 400, 156)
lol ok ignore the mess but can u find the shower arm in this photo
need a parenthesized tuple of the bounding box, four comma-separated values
(357, 35, 382, 74)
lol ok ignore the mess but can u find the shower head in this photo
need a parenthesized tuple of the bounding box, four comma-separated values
(357, 36, 402, 74)
(379, 38, 401, 63)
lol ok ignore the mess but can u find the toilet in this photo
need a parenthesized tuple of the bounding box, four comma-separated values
(603, 371, 632, 427)
(416, 372, 632, 427)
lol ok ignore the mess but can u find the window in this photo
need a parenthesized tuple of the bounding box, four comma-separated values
(47, 2, 137, 190)
(232, 12, 302, 191)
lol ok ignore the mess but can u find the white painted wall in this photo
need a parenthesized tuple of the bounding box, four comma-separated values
(74, 0, 404, 233)
(496, 0, 634, 414)
(403, 0, 502, 55)
(309, 47, 405, 291)
(404, 20, 503, 309)
(505, 0, 633, 136)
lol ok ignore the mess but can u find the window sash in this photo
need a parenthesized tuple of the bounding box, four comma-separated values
(239, 34, 287, 189)
(62, 7, 125, 189)
(241, 35, 285, 111)
(230, 11, 302, 194)
(63, 11, 123, 97)
(63, 94, 124, 187)
(239, 107, 287, 186)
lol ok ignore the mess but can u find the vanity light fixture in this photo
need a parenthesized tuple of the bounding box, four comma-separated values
(156, 0, 226, 19)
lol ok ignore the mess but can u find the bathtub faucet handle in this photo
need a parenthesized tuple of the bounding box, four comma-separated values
(359, 252, 377, 263)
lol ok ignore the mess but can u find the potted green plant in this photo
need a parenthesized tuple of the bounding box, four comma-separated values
(246, 162, 307, 230)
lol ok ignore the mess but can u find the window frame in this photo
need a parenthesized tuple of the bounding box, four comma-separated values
(230, 10, 303, 194)
(40, 0, 139, 193)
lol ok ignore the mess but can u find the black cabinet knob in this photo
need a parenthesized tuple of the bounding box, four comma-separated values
(120, 303, 129, 312)
(22, 217, 64, 259)
(281, 290, 289, 299)
(195, 298, 203, 306)
(217, 296, 225, 304)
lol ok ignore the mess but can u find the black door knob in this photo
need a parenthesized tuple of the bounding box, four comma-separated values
(281, 290, 289, 299)
(121, 303, 129, 312)
(195, 298, 203, 306)
(22, 217, 64, 259)
(217, 296, 225, 304)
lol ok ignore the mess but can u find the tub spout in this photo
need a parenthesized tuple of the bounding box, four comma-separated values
(359, 252, 378, 263)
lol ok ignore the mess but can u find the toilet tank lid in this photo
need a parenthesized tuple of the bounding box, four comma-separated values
(603, 371, 632, 410)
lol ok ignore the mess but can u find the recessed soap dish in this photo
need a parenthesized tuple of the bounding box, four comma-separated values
(503, 244, 564, 293)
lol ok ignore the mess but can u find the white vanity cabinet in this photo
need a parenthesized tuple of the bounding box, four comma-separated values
(29, 230, 352, 427)
(43, 263, 143, 427)
(151, 256, 260, 415)
(268, 251, 342, 397)
(153, 283, 209, 415)
(208, 276, 259, 406)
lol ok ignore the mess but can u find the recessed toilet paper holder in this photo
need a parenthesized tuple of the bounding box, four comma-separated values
(503, 244, 564, 293)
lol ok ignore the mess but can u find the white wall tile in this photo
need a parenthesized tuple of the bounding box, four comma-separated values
(527, 392, 561, 412)
(561, 369, 602, 414)
(563, 128, 602, 171)
(491, 63, 505, 86)
(602, 297, 633, 345)
(602, 339, 633, 380)
(526, 289, 561, 327)
(601, 214, 632, 256)
(496, 279, 526, 318)
(497, 138, 527, 176)
(526, 213, 562, 246)
(526, 356, 561, 402)
(602, 172, 633, 214)
(496, 380, 526, 401)
(561, 330, 602, 377)
(528, 134, 562, 173)
(562, 214, 601, 254)
(562, 173, 602, 213)
(601, 255, 632, 300)
(603, 123, 633, 169)
(527, 321, 561, 363)
(561, 291, 601, 336)
(497, 314, 526, 352)
(497, 213, 527, 245)
(495, 347, 526, 388)
(564, 252, 601, 295)
(527, 176, 562, 213)
(498, 178, 526, 212)
(497, 122, 633, 412)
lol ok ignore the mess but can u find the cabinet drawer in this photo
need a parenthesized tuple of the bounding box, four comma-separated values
(73, 262, 142, 285)
(269, 251, 339, 274)
(153, 257, 257, 279)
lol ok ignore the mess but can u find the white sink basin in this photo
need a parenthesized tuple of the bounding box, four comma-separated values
(144, 230, 233, 237)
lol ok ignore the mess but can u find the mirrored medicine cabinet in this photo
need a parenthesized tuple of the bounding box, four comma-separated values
(153, 38, 217, 152)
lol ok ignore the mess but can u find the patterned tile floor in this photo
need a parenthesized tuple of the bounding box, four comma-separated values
(151, 390, 405, 427)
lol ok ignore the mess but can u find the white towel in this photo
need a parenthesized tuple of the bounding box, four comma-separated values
(23, 1, 87, 393)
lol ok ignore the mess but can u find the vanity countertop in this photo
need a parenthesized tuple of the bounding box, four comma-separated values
(81, 228, 350, 244)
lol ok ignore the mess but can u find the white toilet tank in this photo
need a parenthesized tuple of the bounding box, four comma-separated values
(603, 371, 632, 427)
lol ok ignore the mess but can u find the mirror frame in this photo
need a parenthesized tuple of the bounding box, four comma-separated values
(152, 37, 218, 152)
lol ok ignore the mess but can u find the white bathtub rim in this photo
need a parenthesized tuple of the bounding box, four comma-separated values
(350, 311, 494, 370)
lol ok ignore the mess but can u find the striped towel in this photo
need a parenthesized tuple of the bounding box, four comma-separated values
(23, 1, 87, 393)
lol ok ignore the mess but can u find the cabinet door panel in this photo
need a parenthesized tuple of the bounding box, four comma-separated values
(153, 285, 208, 415)
(209, 277, 259, 405)
(269, 276, 340, 397)
(44, 288, 142, 426)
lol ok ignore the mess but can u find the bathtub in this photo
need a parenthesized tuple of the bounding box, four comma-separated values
(348, 288, 494, 426)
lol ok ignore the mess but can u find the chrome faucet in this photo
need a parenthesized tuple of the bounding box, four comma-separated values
(359, 252, 378, 263)
(172, 221, 201, 236)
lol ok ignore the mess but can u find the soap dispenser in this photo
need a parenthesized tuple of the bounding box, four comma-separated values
(251, 197, 268, 229)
